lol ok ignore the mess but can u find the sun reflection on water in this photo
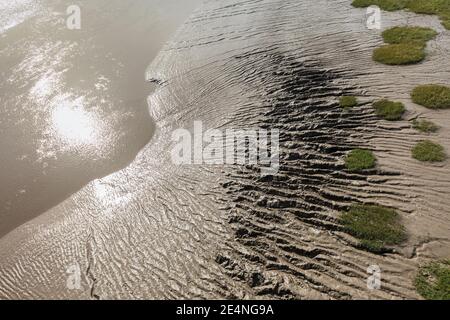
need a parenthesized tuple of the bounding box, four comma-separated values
(51, 103, 99, 146)
(36, 93, 115, 164)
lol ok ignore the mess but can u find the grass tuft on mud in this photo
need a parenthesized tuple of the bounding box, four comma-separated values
(382, 26, 437, 46)
(341, 204, 407, 253)
(340, 96, 358, 108)
(412, 140, 447, 162)
(411, 84, 450, 109)
(442, 17, 450, 29)
(412, 119, 440, 133)
(415, 260, 450, 300)
(345, 149, 377, 171)
(373, 43, 425, 65)
(373, 99, 406, 120)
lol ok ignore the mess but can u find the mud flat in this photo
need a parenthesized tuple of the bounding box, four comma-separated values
(0, 0, 449, 299)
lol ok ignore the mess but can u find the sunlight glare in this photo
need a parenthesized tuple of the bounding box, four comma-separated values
(52, 104, 98, 146)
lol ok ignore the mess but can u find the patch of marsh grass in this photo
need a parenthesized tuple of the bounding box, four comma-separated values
(411, 84, 450, 109)
(442, 16, 450, 29)
(382, 26, 437, 46)
(373, 43, 425, 65)
(345, 149, 377, 171)
(340, 96, 358, 108)
(412, 119, 440, 133)
(341, 204, 407, 253)
(373, 99, 406, 120)
(438, 12, 450, 22)
(415, 260, 450, 300)
(412, 140, 447, 162)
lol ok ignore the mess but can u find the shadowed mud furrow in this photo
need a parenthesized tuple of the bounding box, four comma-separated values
(1, 0, 449, 299)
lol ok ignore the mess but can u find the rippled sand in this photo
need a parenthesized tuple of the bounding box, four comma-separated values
(0, 0, 449, 300)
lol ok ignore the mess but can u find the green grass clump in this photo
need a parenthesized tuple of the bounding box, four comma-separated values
(412, 140, 447, 162)
(341, 204, 407, 252)
(406, 0, 450, 15)
(373, 43, 425, 65)
(340, 96, 358, 108)
(373, 99, 406, 120)
(351, 0, 407, 11)
(375, 26, 436, 66)
(411, 84, 450, 109)
(415, 260, 450, 300)
(382, 26, 437, 46)
(442, 19, 450, 29)
(412, 119, 440, 133)
(441, 12, 450, 29)
(345, 149, 377, 171)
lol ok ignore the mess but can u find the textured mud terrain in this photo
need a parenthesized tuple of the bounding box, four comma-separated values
(0, 0, 449, 299)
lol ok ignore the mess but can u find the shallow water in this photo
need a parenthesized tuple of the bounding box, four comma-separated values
(0, 0, 203, 237)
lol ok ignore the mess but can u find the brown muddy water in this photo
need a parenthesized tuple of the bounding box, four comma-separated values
(0, 0, 203, 237)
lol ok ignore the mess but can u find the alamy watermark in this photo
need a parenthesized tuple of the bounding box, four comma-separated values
(66, 5, 81, 30)
(66, 262, 82, 290)
(367, 265, 381, 290)
(171, 121, 279, 176)
(366, 6, 381, 30)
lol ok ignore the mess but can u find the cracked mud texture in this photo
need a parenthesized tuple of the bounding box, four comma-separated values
(0, 0, 449, 299)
